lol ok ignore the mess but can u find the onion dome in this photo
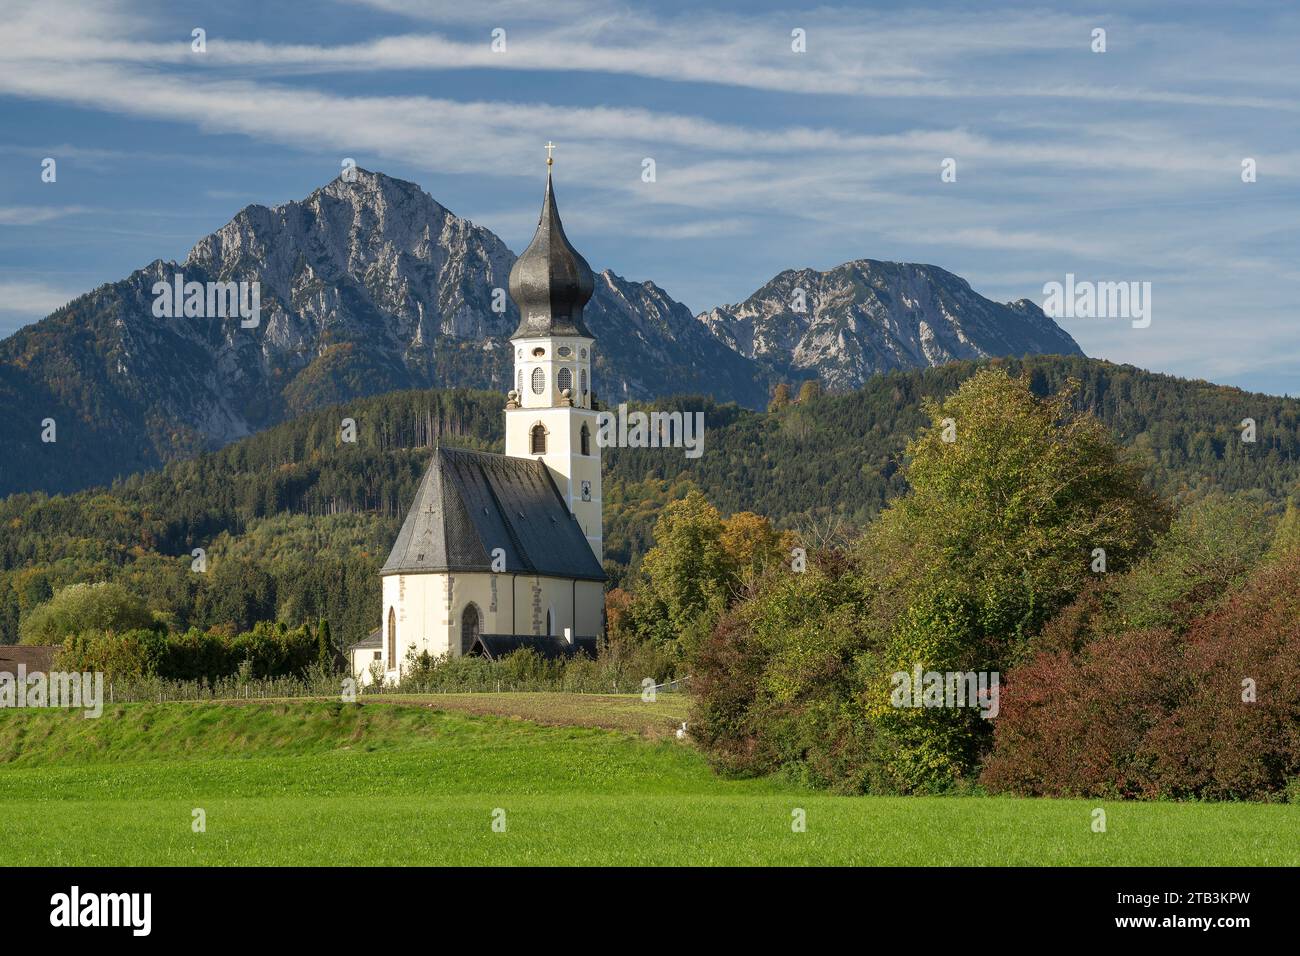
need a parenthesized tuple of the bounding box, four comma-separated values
(508, 165, 595, 339)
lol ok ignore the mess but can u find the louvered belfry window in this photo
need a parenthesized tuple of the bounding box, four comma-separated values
(557, 366, 572, 393)
(531, 367, 545, 394)
(531, 423, 547, 455)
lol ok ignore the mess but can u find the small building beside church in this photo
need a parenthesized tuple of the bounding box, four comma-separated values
(353, 159, 606, 684)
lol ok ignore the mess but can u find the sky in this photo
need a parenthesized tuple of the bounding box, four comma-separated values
(0, 0, 1297, 394)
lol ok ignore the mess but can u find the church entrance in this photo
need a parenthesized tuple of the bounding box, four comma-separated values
(461, 604, 480, 655)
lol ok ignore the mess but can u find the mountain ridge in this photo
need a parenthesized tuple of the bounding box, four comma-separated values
(0, 169, 1082, 496)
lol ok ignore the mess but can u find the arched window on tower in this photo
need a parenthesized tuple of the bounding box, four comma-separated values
(387, 607, 396, 670)
(557, 366, 572, 393)
(531, 367, 545, 395)
(580, 422, 591, 456)
(580, 368, 588, 399)
(461, 604, 480, 655)
(530, 423, 547, 455)
(516, 368, 523, 393)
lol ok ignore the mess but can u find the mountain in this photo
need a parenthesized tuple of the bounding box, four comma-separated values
(0, 170, 1079, 497)
(0, 170, 763, 496)
(3, 355, 1296, 645)
(697, 259, 1083, 389)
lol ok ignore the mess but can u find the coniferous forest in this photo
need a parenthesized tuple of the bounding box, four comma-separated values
(2, 354, 1298, 653)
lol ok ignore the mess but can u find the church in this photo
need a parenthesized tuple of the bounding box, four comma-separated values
(351, 155, 606, 683)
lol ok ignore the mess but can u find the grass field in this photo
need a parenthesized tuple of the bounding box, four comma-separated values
(0, 694, 1295, 866)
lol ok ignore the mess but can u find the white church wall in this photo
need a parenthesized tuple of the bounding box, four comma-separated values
(351, 646, 383, 687)
(382, 571, 453, 673)
(384, 571, 605, 670)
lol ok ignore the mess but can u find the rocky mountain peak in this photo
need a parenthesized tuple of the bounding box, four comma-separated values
(697, 257, 1082, 390)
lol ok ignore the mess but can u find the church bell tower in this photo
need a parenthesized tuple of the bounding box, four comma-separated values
(504, 145, 602, 564)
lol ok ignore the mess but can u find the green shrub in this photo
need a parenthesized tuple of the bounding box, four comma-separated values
(20, 582, 156, 645)
(52, 620, 317, 683)
(55, 627, 168, 681)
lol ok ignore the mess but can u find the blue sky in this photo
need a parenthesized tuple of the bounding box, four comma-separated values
(1, 0, 1297, 394)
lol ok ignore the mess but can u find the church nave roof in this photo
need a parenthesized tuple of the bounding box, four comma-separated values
(381, 445, 605, 582)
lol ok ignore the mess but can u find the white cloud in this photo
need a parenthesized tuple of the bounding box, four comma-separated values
(0, 206, 90, 225)
(0, 0, 1296, 392)
(0, 279, 82, 320)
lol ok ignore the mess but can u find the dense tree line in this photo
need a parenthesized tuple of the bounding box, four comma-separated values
(1, 357, 1297, 650)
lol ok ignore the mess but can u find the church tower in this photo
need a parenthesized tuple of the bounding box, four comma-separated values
(504, 150, 602, 564)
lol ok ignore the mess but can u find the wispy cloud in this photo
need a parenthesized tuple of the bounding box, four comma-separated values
(0, 279, 82, 320)
(0, 205, 90, 225)
(0, 0, 1295, 394)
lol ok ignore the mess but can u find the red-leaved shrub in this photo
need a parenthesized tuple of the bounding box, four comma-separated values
(983, 551, 1300, 800)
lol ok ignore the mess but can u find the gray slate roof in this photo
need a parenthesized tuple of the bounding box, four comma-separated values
(507, 171, 595, 339)
(349, 628, 382, 651)
(382, 446, 605, 582)
(469, 634, 599, 661)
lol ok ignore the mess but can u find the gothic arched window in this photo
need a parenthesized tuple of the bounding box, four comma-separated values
(461, 604, 480, 655)
(545, 607, 555, 636)
(531, 367, 545, 395)
(530, 423, 547, 455)
(580, 422, 591, 456)
(557, 366, 572, 393)
(387, 607, 396, 669)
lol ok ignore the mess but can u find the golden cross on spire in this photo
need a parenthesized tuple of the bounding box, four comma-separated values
(545, 141, 556, 167)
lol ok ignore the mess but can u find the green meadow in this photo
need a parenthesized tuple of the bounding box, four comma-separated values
(0, 696, 1294, 866)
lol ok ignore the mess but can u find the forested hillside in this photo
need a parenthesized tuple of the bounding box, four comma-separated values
(2, 355, 1297, 646)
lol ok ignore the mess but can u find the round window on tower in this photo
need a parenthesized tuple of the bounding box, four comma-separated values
(580, 348, 588, 359)
(532, 347, 545, 358)
(558, 346, 572, 358)
(557, 367, 572, 392)
(531, 367, 545, 395)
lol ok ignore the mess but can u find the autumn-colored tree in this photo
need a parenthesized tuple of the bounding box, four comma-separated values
(796, 379, 821, 403)
(692, 368, 1171, 794)
(768, 383, 792, 411)
(985, 548, 1300, 801)
(719, 511, 794, 584)
(860, 370, 1166, 789)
